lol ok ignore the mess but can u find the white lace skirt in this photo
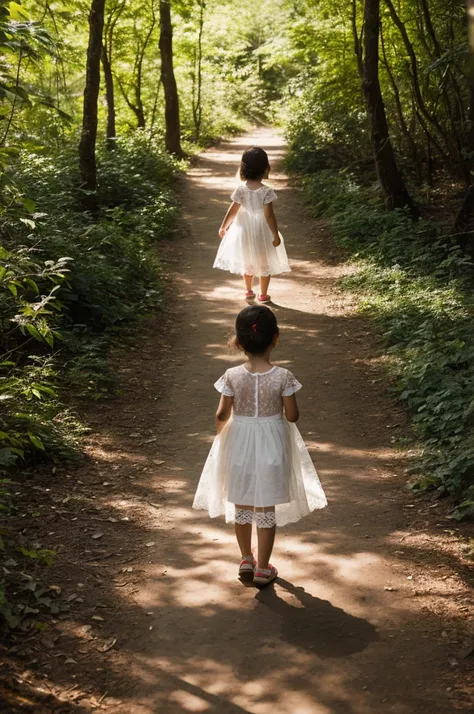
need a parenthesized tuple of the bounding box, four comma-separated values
(193, 415, 327, 527)
(213, 212, 291, 277)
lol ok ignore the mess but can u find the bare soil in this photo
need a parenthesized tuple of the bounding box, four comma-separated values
(1, 129, 473, 714)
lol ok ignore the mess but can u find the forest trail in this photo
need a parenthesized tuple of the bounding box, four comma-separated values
(42, 129, 471, 714)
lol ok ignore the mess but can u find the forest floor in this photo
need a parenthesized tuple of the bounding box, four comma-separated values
(2, 129, 474, 714)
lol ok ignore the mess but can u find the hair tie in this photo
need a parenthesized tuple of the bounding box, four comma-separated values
(252, 323, 258, 333)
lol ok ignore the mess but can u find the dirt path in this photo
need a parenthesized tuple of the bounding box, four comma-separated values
(10, 129, 472, 714)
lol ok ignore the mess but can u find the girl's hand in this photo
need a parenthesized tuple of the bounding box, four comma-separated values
(219, 227, 226, 239)
(273, 236, 281, 247)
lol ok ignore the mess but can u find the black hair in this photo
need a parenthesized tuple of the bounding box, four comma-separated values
(240, 147, 270, 181)
(234, 305, 279, 355)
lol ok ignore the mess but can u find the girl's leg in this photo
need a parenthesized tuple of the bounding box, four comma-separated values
(244, 274, 254, 292)
(256, 507, 276, 569)
(259, 275, 271, 297)
(234, 505, 253, 557)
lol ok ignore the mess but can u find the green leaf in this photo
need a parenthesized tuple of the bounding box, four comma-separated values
(42, 331, 54, 348)
(22, 197, 36, 213)
(8, 3, 29, 21)
(26, 324, 42, 341)
(28, 434, 44, 450)
(24, 278, 39, 295)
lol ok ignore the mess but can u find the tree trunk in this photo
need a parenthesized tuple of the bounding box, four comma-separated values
(134, 5, 157, 130)
(454, 1, 474, 236)
(467, 1, 474, 165)
(361, 0, 417, 214)
(79, 0, 105, 214)
(192, 0, 204, 141)
(102, 0, 126, 148)
(350, 0, 363, 79)
(380, 20, 420, 176)
(159, 0, 184, 156)
(79, 0, 105, 212)
(101, 44, 116, 148)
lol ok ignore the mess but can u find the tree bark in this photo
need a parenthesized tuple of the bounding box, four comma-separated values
(159, 0, 184, 156)
(361, 0, 416, 214)
(101, 44, 116, 148)
(134, 5, 157, 130)
(102, 0, 126, 148)
(380, 20, 420, 176)
(467, 1, 474, 164)
(454, 1, 474, 235)
(350, 0, 363, 79)
(192, 0, 204, 141)
(79, 0, 106, 213)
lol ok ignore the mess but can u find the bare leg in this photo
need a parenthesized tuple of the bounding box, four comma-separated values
(259, 275, 271, 297)
(256, 507, 276, 569)
(244, 274, 254, 292)
(235, 504, 253, 557)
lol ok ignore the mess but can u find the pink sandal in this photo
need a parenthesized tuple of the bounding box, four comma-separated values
(253, 564, 278, 587)
(245, 290, 256, 300)
(258, 294, 271, 303)
(239, 554, 256, 580)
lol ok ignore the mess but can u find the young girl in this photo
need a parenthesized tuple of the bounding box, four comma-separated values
(213, 147, 291, 303)
(193, 305, 327, 586)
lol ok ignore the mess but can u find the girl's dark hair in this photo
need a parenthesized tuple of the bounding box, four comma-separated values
(234, 305, 279, 355)
(240, 147, 270, 181)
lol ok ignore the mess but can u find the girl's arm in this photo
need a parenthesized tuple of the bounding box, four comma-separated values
(216, 395, 233, 433)
(283, 395, 299, 422)
(219, 202, 240, 239)
(263, 202, 281, 247)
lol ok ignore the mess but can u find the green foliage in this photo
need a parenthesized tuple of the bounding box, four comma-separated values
(299, 171, 474, 517)
(0, 131, 180, 469)
(0, 134, 180, 631)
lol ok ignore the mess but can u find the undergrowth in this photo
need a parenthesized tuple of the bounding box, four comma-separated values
(297, 167, 474, 520)
(0, 132, 181, 630)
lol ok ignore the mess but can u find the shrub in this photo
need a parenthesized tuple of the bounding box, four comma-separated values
(0, 134, 180, 466)
(298, 170, 474, 516)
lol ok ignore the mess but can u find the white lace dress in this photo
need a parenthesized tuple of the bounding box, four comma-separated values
(213, 183, 291, 277)
(193, 365, 327, 526)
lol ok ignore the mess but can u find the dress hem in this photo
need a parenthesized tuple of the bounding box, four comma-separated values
(213, 265, 292, 278)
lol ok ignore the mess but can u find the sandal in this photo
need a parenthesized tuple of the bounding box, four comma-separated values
(238, 554, 256, 581)
(258, 294, 271, 303)
(253, 564, 278, 587)
(245, 290, 256, 300)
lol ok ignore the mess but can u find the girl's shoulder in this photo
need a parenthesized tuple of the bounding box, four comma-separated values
(226, 364, 246, 377)
(262, 184, 278, 204)
(230, 183, 246, 203)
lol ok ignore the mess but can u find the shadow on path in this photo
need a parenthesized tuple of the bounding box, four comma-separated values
(257, 578, 379, 657)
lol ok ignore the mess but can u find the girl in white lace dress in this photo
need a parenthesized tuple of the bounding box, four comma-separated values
(214, 147, 291, 303)
(193, 306, 327, 586)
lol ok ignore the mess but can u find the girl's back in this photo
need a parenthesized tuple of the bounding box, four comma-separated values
(231, 184, 277, 217)
(218, 364, 301, 418)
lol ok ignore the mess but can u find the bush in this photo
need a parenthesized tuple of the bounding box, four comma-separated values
(0, 134, 180, 468)
(297, 170, 474, 516)
(284, 78, 371, 174)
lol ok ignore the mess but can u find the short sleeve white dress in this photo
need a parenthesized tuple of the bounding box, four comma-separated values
(213, 184, 291, 277)
(193, 365, 327, 526)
